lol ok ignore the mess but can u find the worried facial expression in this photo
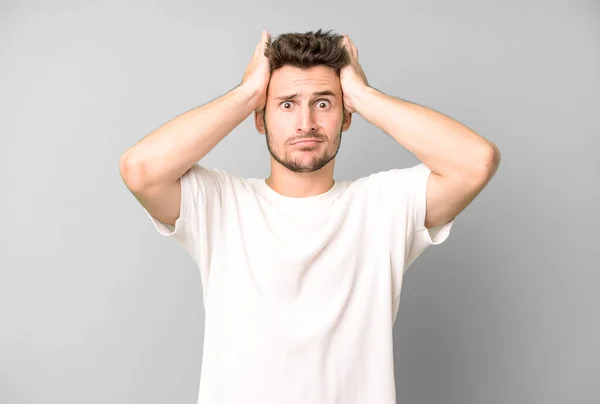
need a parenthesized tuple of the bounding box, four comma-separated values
(256, 65, 352, 173)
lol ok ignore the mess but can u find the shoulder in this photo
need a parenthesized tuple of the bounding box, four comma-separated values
(185, 164, 264, 199)
(370, 163, 430, 180)
(185, 164, 247, 185)
(350, 163, 431, 192)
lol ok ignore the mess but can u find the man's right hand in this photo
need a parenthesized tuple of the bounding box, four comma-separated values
(241, 30, 272, 112)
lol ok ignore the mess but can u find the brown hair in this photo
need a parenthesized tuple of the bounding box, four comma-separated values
(264, 29, 350, 75)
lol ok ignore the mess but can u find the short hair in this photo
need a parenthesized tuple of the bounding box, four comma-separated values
(264, 29, 350, 75)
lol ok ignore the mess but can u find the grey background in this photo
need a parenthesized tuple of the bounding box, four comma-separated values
(1, 0, 598, 403)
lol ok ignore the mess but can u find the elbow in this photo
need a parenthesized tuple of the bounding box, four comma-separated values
(119, 151, 149, 192)
(485, 141, 501, 173)
(476, 142, 501, 181)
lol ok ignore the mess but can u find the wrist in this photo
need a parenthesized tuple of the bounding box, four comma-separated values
(343, 84, 374, 115)
(350, 85, 376, 109)
(236, 84, 265, 111)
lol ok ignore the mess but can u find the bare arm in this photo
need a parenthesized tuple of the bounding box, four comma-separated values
(120, 30, 272, 189)
(119, 85, 260, 190)
(340, 35, 500, 229)
(119, 31, 272, 225)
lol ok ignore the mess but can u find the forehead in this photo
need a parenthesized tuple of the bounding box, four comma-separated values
(268, 65, 340, 97)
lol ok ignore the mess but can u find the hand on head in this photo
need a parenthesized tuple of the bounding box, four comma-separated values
(241, 30, 272, 112)
(339, 34, 369, 114)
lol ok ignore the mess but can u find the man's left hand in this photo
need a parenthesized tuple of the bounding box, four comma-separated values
(340, 34, 369, 114)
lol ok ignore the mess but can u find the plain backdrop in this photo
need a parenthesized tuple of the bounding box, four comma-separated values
(1, 0, 598, 403)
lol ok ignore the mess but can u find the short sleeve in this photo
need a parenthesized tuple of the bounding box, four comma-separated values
(402, 163, 455, 272)
(143, 164, 225, 294)
(370, 163, 455, 278)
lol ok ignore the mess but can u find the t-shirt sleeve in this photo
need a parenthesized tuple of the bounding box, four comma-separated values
(143, 164, 224, 294)
(402, 163, 455, 271)
(371, 162, 456, 276)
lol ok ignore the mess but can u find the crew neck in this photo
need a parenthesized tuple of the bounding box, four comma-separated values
(255, 178, 342, 207)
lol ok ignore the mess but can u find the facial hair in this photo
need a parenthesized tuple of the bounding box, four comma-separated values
(263, 114, 344, 173)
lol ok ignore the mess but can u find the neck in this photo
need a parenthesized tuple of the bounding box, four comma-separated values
(265, 162, 336, 198)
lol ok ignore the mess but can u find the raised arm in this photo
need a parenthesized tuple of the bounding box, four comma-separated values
(340, 35, 501, 229)
(119, 31, 272, 225)
(120, 30, 272, 189)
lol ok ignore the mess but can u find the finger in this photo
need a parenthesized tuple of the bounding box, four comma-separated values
(342, 34, 358, 59)
(262, 30, 271, 46)
(261, 31, 271, 55)
(346, 36, 358, 55)
(253, 31, 268, 56)
(342, 34, 351, 50)
(263, 32, 272, 58)
(346, 35, 358, 58)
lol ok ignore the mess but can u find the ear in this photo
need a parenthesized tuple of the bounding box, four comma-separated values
(255, 110, 266, 134)
(341, 110, 352, 132)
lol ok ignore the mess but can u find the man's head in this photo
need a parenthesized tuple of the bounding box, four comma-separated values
(255, 29, 352, 174)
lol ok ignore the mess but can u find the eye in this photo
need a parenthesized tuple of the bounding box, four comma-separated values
(281, 101, 293, 109)
(316, 100, 331, 108)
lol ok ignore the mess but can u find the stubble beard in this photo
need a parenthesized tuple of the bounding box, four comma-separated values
(263, 116, 343, 174)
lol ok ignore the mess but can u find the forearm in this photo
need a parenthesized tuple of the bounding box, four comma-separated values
(120, 84, 259, 189)
(352, 86, 498, 179)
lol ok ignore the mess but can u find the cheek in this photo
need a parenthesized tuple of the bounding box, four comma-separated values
(267, 118, 292, 138)
(321, 117, 342, 132)
(269, 129, 290, 145)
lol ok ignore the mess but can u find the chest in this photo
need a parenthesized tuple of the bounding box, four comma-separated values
(210, 202, 392, 309)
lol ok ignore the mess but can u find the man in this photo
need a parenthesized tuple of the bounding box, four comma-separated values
(119, 29, 500, 404)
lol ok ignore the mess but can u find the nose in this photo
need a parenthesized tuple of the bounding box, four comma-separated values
(296, 106, 317, 134)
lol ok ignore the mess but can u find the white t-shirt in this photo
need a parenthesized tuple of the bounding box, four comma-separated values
(144, 162, 455, 404)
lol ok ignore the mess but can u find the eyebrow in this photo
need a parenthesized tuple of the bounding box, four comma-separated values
(274, 90, 337, 101)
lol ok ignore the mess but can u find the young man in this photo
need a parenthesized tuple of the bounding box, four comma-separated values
(120, 29, 500, 404)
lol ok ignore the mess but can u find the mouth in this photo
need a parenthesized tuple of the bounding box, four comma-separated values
(291, 138, 323, 145)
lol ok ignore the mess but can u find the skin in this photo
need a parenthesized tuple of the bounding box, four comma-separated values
(253, 34, 500, 229)
(121, 31, 500, 229)
(254, 65, 352, 198)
